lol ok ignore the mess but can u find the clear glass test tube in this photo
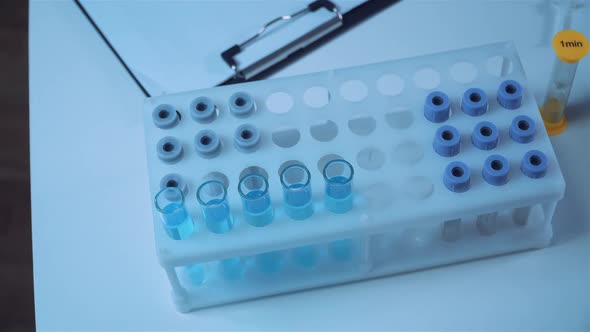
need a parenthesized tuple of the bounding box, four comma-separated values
(154, 187, 195, 240)
(238, 173, 274, 227)
(196, 180, 234, 233)
(280, 164, 314, 220)
(323, 159, 354, 213)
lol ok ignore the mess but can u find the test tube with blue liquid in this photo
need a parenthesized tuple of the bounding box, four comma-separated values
(255, 251, 284, 274)
(323, 159, 354, 213)
(219, 257, 244, 280)
(329, 239, 354, 262)
(292, 246, 319, 268)
(196, 180, 234, 234)
(280, 164, 314, 220)
(324, 159, 355, 262)
(238, 173, 274, 227)
(155, 187, 204, 284)
(154, 187, 195, 240)
(239, 172, 282, 273)
(280, 164, 317, 267)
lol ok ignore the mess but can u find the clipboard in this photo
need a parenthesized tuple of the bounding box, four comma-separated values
(75, 0, 401, 96)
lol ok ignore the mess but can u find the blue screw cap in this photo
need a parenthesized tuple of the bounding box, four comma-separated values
(482, 155, 510, 186)
(461, 88, 488, 116)
(510, 115, 536, 143)
(521, 150, 548, 179)
(156, 136, 183, 163)
(424, 91, 450, 123)
(497, 80, 523, 110)
(194, 130, 221, 158)
(234, 124, 261, 153)
(444, 161, 471, 193)
(152, 104, 179, 129)
(160, 173, 189, 196)
(229, 92, 256, 117)
(190, 97, 217, 123)
(433, 125, 461, 157)
(472, 121, 499, 150)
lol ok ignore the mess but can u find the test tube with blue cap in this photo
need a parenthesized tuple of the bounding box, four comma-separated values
(477, 155, 511, 235)
(512, 150, 549, 227)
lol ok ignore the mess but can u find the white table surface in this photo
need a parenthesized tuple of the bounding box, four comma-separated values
(30, 1, 590, 331)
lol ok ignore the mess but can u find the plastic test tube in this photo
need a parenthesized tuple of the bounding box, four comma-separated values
(280, 164, 314, 220)
(154, 187, 195, 240)
(238, 173, 274, 227)
(196, 180, 234, 234)
(540, 30, 589, 135)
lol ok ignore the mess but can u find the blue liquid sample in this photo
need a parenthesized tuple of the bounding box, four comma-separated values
(185, 264, 205, 285)
(161, 203, 195, 240)
(255, 251, 284, 273)
(202, 198, 233, 234)
(242, 190, 274, 227)
(284, 183, 314, 220)
(329, 239, 354, 261)
(292, 246, 318, 267)
(219, 257, 244, 280)
(325, 176, 353, 214)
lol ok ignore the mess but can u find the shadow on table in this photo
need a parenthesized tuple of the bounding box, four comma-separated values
(548, 100, 590, 247)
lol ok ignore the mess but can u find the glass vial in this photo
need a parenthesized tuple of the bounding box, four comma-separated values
(154, 187, 195, 240)
(323, 159, 354, 213)
(238, 173, 274, 227)
(280, 164, 314, 220)
(196, 180, 234, 234)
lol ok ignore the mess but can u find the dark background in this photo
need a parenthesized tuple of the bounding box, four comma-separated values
(0, 1, 35, 331)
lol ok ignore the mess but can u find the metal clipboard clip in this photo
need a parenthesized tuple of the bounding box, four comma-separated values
(221, 0, 343, 81)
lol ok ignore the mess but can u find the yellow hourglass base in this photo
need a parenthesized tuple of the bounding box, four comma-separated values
(539, 107, 567, 136)
(543, 116, 567, 136)
(540, 98, 568, 136)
